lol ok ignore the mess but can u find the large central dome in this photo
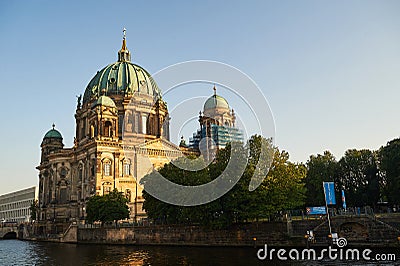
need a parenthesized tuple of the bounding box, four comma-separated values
(83, 35, 161, 104)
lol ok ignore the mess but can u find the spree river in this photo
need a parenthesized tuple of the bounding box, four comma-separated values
(0, 240, 398, 265)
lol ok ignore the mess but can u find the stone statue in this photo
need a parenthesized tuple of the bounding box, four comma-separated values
(76, 94, 82, 109)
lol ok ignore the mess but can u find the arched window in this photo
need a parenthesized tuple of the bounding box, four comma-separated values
(103, 161, 111, 176)
(104, 121, 113, 137)
(104, 186, 111, 195)
(123, 160, 131, 176)
(90, 124, 95, 138)
(126, 112, 134, 133)
(78, 166, 83, 181)
(134, 113, 140, 133)
(60, 168, 67, 178)
(162, 121, 169, 139)
(59, 188, 67, 204)
(90, 163, 95, 176)
(141, 115, 147, 134)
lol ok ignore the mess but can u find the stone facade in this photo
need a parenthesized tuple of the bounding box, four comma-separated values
(36, 33, 194, 234)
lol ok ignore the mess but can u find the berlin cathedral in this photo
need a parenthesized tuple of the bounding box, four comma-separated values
(36, 31, 241, 233)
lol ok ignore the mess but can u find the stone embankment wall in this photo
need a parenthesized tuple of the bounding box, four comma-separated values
(77, 222, 300, 247)
(26, 216, 400, 247)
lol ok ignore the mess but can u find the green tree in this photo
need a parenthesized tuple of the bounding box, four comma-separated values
(86, 189, 129, 224)
(86, 195, 104, 224)
(141, 135, 306, 228)
(141, 155, 211, 224)
(29, 200, 38, 221)
(379, 138, 400, 205)
(305, 151, 338, 206)
(241, 148, 306, 221)
(338, 149, 380, 207)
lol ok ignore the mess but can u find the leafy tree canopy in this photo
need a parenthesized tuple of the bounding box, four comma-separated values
(379, 138, 400, 204)
(305, 151, 338, 206)
(86, 189, 129, 224)
(141, 135, 306, 228)
(338, 149, 380, 207)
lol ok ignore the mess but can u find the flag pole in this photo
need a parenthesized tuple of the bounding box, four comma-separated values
(323, 182, 333, 236)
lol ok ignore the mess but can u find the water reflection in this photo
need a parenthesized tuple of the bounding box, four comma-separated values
(0, 240, 268, 266)
(0, 240, 398, 265)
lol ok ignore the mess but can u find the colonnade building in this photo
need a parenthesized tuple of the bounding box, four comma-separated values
(0, 187, 37, 223)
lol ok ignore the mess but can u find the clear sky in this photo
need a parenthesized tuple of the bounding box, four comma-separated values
(0, 0, 400, 195)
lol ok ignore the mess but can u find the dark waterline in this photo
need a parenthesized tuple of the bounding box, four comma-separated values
(0, 240, 398, 265)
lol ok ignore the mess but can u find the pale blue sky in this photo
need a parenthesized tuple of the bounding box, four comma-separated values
(1, 0, 400, 195)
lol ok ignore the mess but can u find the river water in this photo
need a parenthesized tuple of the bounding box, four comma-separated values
(0, 240, 398, 265)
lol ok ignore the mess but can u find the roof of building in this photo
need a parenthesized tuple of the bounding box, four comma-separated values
(203, 86, 230, 111)
(43, 125, 63, 140)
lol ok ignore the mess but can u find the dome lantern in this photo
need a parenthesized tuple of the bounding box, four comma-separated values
(118, 28, 131, 62)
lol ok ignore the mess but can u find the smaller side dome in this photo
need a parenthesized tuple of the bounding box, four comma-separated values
(92, 95, 116, 108)
(203, 85, 230, 111)
(44, 125, 63, 140)
(204, 95, 230, 111)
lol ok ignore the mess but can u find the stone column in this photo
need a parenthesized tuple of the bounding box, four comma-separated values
(114, 152, 120, 190)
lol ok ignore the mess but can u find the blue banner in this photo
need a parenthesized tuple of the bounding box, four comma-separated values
(323, 182, 336, 205)
(306, 206, 327, 215)
(342, 189, 347, 209)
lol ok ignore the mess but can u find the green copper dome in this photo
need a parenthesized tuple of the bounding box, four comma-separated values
(204, 94, 230, 111)
(92, 95, 116, 108)
(83, 62, 161, 104)
(44, 128, 63, 140)
(83, 36, 161, 104)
